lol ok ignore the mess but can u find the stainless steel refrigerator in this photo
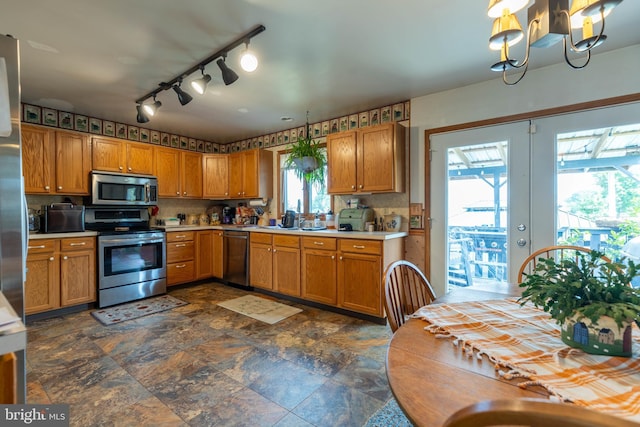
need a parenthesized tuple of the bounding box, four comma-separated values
(0, 34, 27, 403)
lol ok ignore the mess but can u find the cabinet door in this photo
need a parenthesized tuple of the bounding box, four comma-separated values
(241, 150, 259, 198)
(301, 249, 337, 305)
(358, 123, 396, 192)
(273, 246, 300, 296)
(250, 243, 272, 289)
(181, 152, 203, 198)
(327, 131, 357, 194)
(60, 248, 96, 306)
(337, 252, 382, 316)
(126, 142, 154, 175)
(212, 231, 224, 278)
(92, 137, 125, 172)
(55, 131, 91, 194)
(228, 152, 244, 198)
(22, 125, 54, 194)
(196, 231, 214, 279)
(25, 240, 59, 314)
(154, 148, 181, 197)
(203, 154, 229, 198)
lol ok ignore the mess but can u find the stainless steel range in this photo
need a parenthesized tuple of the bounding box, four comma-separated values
(85, 207, 166, 308)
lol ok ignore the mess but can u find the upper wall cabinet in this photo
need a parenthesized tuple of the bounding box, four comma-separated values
(203, 154, 229, 199)
(154, 147, 203, 198)
(228, 149, 273, 199)
(22, 124, 91, 195)
(326, 122, 405, 194)
(92, 137, 154, 175)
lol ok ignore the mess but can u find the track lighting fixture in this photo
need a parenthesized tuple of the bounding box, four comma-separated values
(217, 55, 239, 86)
(191, 66, 212, 95)
(240, 41, 258, 72)
(134, 24, 266, 122)
(172, 79, 193, 105)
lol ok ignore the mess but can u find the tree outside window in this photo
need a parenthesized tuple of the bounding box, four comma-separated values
(281, 150, 331, 215)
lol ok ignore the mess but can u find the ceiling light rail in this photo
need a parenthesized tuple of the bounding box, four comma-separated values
(487, 0, 623, 85)
(135, 24, 265, 123)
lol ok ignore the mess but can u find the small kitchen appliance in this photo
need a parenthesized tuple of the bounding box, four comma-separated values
(40, 203, 85, 233)
(222, 206, 235, 224)
(282, 210, 297, 228)
(338, 208, 374, 231)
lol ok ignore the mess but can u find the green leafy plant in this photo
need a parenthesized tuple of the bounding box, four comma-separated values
(518, 250, 640, 328)
(283, 133, 326, 187)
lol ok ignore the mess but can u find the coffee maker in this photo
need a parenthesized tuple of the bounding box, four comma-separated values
(222, 206, 235, 224)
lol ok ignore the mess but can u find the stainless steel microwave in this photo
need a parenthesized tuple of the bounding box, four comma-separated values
(91, 171, 158, 206)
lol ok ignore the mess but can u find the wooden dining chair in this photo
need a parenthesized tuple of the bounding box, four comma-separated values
(517, 245, 611, 283)
(383, 260, 436, 332)
(443, 398, 639, 427)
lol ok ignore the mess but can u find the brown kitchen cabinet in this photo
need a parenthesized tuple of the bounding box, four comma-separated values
(326, 122, 405, 194)
(25, 236, 96, 315)
(195, 230, 224, 280)
(203, 154, 229, 199)
(228, 149, 273, 199)
(154, 148, 203, 198)
(272, 235, 301, 297)
(92, 137, 154, 175)
(22, 125, 91, 195)
(301, 236, 337, 305)
(166, 231, 195, 285)
(249, 233, 273, 290)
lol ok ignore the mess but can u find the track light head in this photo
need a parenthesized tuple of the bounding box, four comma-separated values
(172, 80, 193, 105)
(191, 67, 212, 95)
(143, 96, 162, 116)
(136, 104, 150, 123)
(240, 41, 258, 72)
(217, 57, 239, 85)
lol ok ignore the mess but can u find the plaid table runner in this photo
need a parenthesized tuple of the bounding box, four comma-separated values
(413, 298, 640, 422)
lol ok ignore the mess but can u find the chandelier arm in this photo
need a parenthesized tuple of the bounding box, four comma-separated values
(503, 18, 538, 70)
(563, 37, 592, 69)
(563, 8, 607, 53)
(502, 61, 529, 85)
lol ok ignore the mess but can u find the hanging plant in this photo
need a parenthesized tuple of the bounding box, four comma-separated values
(283, 112, 326, 187)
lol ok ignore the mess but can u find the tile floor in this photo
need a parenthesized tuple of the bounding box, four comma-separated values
(26, 282, 396, 426)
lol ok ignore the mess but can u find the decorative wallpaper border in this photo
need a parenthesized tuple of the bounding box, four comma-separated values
(21, 100, 410, 154)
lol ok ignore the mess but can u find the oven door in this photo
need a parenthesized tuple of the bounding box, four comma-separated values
(98, 232, 166, 289)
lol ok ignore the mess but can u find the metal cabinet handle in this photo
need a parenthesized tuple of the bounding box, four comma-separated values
(44, 185, 50, 190)
(69, 242, 86, 246)
(339, 256, 343, 260)
(176, 192, 180, 195)
(175, 235, 186, 238)
(28, 245, 46, 249)
(331, 255, 335, 260)
(175, 243, 186, 247)
(63, 256, 68, 260)
(313, 241, 324, 246)
(351, 185, 355, 189)
(49, 257, 54, 261)
(225, 192, 228, 196)
(183, 192, 187, 196)
(353, 245, 365, 249)
(273, 248, 277, 253)
(175, 264, 186, 268)
(359, 185, 363, 189)
(128, 167, 132, 171)
(57, 186, 62, 190)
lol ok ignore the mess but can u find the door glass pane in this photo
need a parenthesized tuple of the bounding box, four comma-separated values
(556, 122, 640, 283)
(447, 142, 509, 291)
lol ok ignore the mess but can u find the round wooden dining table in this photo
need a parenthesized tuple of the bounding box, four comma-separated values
(385, 287, 547, 427)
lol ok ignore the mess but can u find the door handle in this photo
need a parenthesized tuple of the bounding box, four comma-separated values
(517, 238, 527, 247)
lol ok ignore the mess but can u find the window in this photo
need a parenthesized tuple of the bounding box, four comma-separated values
(280, 148, 331, 216)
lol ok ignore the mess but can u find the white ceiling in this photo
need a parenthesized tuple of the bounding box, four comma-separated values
(2, 0, 639, 143)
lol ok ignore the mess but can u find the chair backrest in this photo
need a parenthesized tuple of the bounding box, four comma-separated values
(517, 245, 612, 283)
(443, 398, 638, 427)
(383, 260, 436, 332)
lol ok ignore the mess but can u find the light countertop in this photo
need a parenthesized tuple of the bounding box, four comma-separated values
(29, 231, 99, 240)
(156, 225, 407, 240)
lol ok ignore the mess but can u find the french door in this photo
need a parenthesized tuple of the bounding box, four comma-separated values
(429, 103, 640, 297)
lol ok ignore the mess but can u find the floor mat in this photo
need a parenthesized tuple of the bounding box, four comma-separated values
(217, 294, 302, 324)
(91, 295, 188, 325)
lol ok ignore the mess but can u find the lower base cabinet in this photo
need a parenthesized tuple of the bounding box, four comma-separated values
(25, 237, 96, 315)
(250, 234, 301, 295)
(301, 237, 338, 305)
(195, 230, 224, 280)
(166, 231, 195, 286)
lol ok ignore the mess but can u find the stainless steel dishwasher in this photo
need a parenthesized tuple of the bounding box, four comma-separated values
(223, 230, 250, 288)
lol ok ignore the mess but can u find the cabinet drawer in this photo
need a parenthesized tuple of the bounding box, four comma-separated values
(302, 236, 336, 250)
(27, 239, 56, 254)
(273, 234, 299, 248)
(250, 232, 272, 245)
(166, 231, 195, 243)
(60, 237, 95, 251)
(338, 239, 382, 255)
(167, 261, 195, 284)
(167, 241, 195, 262)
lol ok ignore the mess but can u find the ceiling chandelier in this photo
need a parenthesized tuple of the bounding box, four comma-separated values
(136, 25, 265, 123)
(488, 0, 623, 85)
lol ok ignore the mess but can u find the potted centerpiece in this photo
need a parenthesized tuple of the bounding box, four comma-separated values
(283, 113, 326, 187)
(518, 249, 640, 357)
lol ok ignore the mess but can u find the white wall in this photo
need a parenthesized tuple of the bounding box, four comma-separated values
(409, 44, 640, 204)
